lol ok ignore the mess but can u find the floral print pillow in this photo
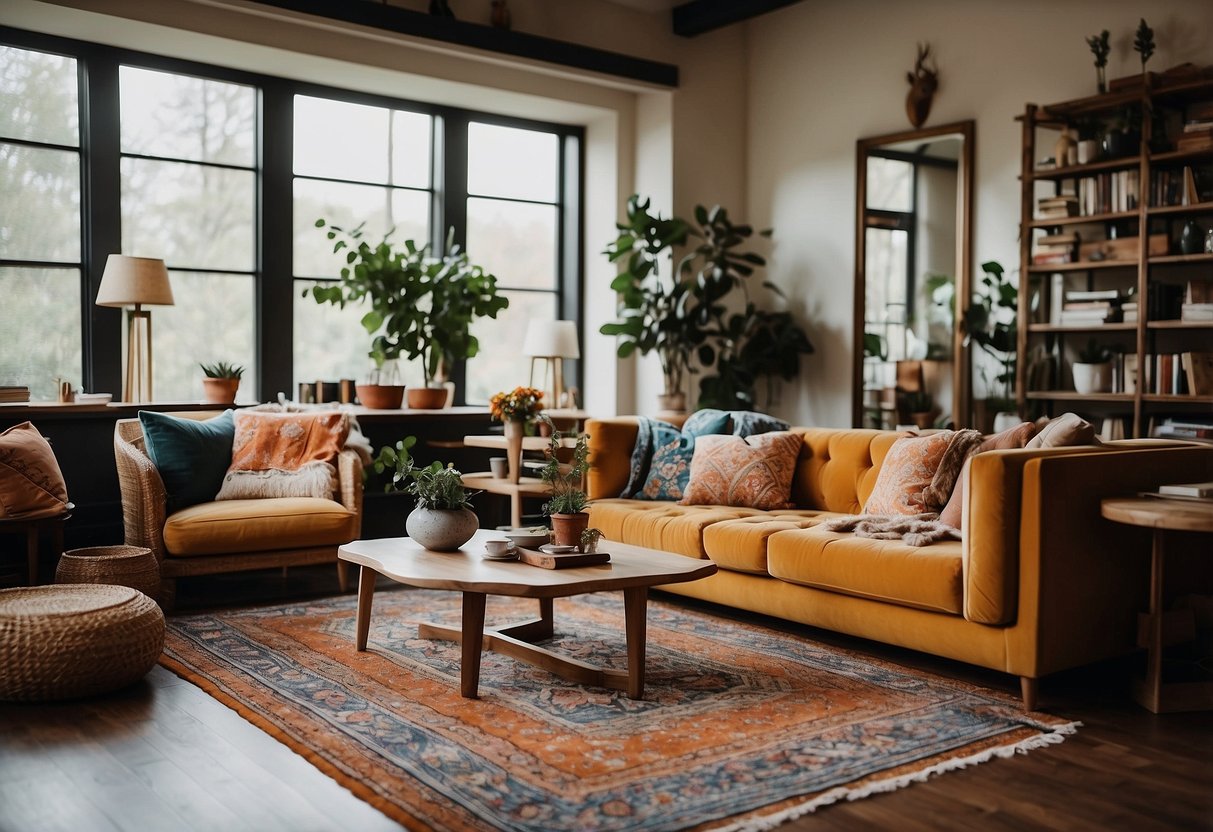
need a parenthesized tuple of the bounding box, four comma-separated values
(679, 431, 803, 510)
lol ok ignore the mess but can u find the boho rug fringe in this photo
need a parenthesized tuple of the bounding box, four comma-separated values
(714, 720, 1082, 832)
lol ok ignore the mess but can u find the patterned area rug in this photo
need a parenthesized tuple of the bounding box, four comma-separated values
(162, 589, 1077, 831)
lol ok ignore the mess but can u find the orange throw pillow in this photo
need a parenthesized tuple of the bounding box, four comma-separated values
(863, 432, 952, 515)
(227, 411, 348, 472)
(679, 431, 802, 510)
(0, 422, 69, 517)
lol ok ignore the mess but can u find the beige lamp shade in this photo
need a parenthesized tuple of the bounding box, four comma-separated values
(522, 319, 579, 358)
(96, 255, 174, 308)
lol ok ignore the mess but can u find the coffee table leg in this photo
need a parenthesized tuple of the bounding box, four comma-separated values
(462, 592, 487, 699)
(355, 565, 376, 651)
(624, 587, 648, 699)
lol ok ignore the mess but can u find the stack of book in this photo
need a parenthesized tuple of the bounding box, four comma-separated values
(1036, 194, 1077, 220)
(1032, 230, 1078, 265)
(1177, 101, 1213, 153)
(1181, 278, 1213, 323)
(1059, 288, 1123, 325)
(1152, 418, 1213, 443)
(1077, 170, 1140, 214)
(0, 385, 30, 403)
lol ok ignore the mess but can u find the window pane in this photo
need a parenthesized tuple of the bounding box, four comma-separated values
(464, 290, 556, 406)
(122, 158, 254, 271)
(391, 110, 432, 189)
(294, 96, 389, 183)
(0, 143, 80, 262)
(866, 157, 913, 212)
(153, 272, 255, 403)
(120, 66, 255, 166)
(0, 46, 78, 146)
(466, 198, 556, 290)
(864, 227, 908, 316)
(293, 179, 429, 278)
(0, 267, 82, 401)
(467, 122, 557, 202)
(293, 280, 424, 390)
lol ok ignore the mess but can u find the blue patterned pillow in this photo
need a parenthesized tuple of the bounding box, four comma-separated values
(637, 411, 730, 500)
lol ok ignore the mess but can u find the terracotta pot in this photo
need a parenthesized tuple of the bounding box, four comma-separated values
(550, 512, 589, 548)
(201, 377, 240, 404)
(407, 387, 448, 410)
(356, 384, 405, 409)
(405, 506, 479, 552)
(910, 411, 934, 430)
(656, 392, 687, 416)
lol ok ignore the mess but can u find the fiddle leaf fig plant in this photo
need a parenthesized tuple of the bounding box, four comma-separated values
(962, 260, 1018, 403)
(309, 220, 508, 386)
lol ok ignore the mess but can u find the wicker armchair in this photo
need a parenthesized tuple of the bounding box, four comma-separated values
(114, 418, 363, 608)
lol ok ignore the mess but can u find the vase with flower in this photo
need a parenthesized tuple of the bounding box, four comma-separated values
(489, 386, 544, 483)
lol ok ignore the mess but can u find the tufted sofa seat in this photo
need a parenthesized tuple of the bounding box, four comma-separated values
(585, 418, 1213, 708)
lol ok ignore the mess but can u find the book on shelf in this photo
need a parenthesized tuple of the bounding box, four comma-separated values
(1183, 120, 1213, 133)
(1076, 170, 1139, 215)
(1177, 129, 1213, 153)
(1148, 282, 1185, 321)
(0, 385, 30, 403)
(1066, 288, 1122, 302)
(1158, 481, 1213, 498)
(1032, 251, 1073, 265)
(1187, 279, 1213, 304)
(1181, 303, 1213, 322)
(1112, 353, 1138, 394)
(1037, 231, 1078, 248)
(1098, 417, 1126, 442)
(1035, 194, 1078, 220)
(1152, 416, 1213, 441)
(1152, 166, 1204, 207)
(1122, 301, 1138, 324)
(1182, 351, 1213, 395)
(1145, 353, 1194, 395)
(1188, 101, 1213, 122)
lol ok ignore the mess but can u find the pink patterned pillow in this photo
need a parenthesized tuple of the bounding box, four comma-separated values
(679, 431, 803, 510)
(863, 432, 953, 515)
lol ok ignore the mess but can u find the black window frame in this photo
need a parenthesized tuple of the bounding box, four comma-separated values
(0, 25, 585, 405)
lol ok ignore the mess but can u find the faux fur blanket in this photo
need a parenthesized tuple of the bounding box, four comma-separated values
(215, 460, 338, 501)
(823, 513, 961, 547)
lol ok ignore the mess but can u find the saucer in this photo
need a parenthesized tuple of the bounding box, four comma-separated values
(539, 544, 577, 554)
(482, 549, 518, 561)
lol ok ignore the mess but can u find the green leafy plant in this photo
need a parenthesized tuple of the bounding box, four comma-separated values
(962, 260, 1017, 402)
(198, 361, 244, 379)
(1086, 29, 1110, 92)
(863, 332, 888, 360)
(903, 389, 933, 413)
(537, 416, 590, 516)
(579, 527, 603, 553)
(1077, 338, 1113, 365)
(309, 220, 508, 386)
(698, 307, 813, 410)
(372, 436, 475, 510)
(1134, 19, 1154, 74)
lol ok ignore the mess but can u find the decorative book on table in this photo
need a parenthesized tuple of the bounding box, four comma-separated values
(1158, 481, 1213, 499)
(516, 547, 611, 569)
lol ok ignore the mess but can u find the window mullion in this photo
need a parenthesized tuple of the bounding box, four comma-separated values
(441, 111, 469, 401)
(260, 79, 294, 401)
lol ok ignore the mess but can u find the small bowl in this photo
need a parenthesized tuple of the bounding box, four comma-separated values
(502, 528, 550, 549)
(541, 544, 577, 554)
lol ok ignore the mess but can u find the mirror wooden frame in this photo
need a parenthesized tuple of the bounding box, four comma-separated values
(852, 119, 975, 429)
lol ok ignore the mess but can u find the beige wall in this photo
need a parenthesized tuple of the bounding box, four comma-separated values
(747, 0, 1213, 427)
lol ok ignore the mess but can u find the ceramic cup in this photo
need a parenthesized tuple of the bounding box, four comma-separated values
(485, 538, 514, 556)
(489, 457, 508, 478)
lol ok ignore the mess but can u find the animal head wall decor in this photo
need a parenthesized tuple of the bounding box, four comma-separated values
(905, 43, 939, 128)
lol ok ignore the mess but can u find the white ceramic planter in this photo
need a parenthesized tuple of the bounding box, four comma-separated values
(405, 507, 479, 551)
(1072, 362, 1112, 395)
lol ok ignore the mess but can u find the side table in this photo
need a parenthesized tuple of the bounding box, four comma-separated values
(463, 434, 581, 528)
(1101, 497, 1213, 713)
(0, 503, 74, 585)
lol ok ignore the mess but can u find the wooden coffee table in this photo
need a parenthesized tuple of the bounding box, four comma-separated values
(339, 529, 717, 700)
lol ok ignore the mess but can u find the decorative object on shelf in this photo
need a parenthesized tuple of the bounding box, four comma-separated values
(198, 361, 243, 405)
(962, 260, 1017, 422)
(490, 385, 544, 483)
(1133, 19, 1155, 75)
(1072, 339, 1114, 395)
(373, 436, 479, 551)
(521, 321, 578, 412)
(309, 220, 508, 410)
(1205, 228, 1213, 254)
(1179, 219, 1204, 255)
(95, 255, 174, 403)
(1101, 107, 1141, 158)
(356, 382, 405, 410)
(1053, 128, 1077, 168)
(537, 416, 590, 548)
(490, 0, 510, 30)
(1086, 30, 1110, 93)
(904, 43, 938, 128)
(578, 527, 603, 554)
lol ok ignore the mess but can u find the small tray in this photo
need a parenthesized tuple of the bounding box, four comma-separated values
(516, 547, 610, 570)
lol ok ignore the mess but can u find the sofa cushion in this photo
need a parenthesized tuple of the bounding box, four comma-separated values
(139, 410, 235, 511)
(637, 411, 731, 500)
(939, 423, 1036, 528)
(680, 432, 803, 510)
(862, 432, 953, 515)
(0, 422, 69, 518)
(163, 497, 358, 556)
(1025, 412, 1098, 448)
(587, 499, 762, 559)
(767, 526, 963, 615)
(703, 512, 837, 574)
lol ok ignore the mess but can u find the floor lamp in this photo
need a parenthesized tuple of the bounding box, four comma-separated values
(522, 320, 579, 411)
(95, 255, 174, 403)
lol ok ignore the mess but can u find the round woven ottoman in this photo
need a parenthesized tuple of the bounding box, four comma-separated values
(0, 585, 165, 701)
(56, 545, 160, 601)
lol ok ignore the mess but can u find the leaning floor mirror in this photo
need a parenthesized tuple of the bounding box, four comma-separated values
(853, 120, 974, 430)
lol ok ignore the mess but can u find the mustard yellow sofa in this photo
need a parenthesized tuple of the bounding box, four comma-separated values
(585, 419, 1213, 708)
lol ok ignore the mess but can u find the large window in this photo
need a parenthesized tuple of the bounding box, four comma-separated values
(0, 30, 582, 405)
(0, 45, 82, 401)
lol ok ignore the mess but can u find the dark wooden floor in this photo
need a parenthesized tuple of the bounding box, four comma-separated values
(2, 567, 1211, 832)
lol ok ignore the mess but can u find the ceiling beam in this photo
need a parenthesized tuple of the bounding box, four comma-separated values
(672, 0, 804, 37)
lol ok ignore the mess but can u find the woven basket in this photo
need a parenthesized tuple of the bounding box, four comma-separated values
(56, 545, 160, 601)
(0, 585, 165, 701)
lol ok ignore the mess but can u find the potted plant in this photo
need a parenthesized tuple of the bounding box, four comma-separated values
(962, 260, 1018, 431)
(373, 435, 479, 551)
(537, 416, 591, 547)
(199, 361, 243, 404)
(489, 386, 544, 484)
(310, 220, 508, 410)
(902, 389, 935, 430)
(1072, 339, 1113, 394)
(579, 527, 603, 554)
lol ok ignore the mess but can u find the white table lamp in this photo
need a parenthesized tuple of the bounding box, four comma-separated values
(522, 319, 579, 410)
(96, 255, 174, 403)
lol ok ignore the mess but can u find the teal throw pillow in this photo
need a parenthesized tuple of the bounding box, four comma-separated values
(638, 411, 731, 501)
(138, 410, 235, 511)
